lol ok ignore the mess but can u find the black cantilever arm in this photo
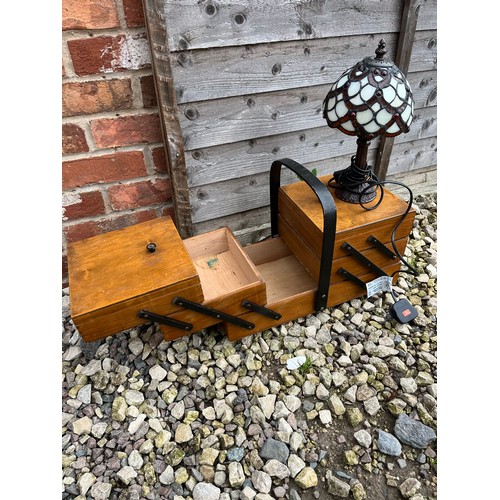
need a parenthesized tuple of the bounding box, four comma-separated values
(270, 158, 337, 311)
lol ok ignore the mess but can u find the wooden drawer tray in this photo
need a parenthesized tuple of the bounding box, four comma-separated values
(67, 216, 204, 342)
(160, 227, 266, 340)
(225, 236, 401, 341)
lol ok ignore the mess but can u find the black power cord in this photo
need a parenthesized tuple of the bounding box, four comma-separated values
(328, 161, 422, 323)
(327, 159, 418, 280)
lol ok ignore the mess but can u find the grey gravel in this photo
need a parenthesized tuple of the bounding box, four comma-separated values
(394, 413, 437, 449)
(62, 193, 438, 499)
(377, 429, 402, 456)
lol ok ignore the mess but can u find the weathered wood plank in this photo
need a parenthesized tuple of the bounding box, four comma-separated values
(143, 0, 194, 237)
(185, 106, 435, 187)
(171, 30, 437, 104)
(375, 0, 424, 179)
(386, 136, 437, 176)
(179, 71, 436, 151)
(189, 135, 436, 223)
(163, 0, 436, 52)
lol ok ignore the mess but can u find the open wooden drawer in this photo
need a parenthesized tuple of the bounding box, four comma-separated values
(225, 236, 401, 340)
(159, 227, 266, 340)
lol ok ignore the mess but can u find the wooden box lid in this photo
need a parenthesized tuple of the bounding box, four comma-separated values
(68, 216, 204, 341)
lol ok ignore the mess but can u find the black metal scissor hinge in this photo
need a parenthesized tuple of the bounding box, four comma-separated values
(241, 300, 282, 320)
(341, 242, 387, 277)
(367, 235, 398, 260)
(172, 297, 255, 331)
(138, 310, 193, 331)
(337, 268, 366, 290)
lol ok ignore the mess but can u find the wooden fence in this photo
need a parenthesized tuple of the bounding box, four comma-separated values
(144, 0, 437, 242)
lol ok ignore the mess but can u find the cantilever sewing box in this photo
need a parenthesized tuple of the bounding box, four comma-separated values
(68, 159, 414, 343)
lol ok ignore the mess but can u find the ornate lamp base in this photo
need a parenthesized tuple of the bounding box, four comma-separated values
(332, 164, 377, 204)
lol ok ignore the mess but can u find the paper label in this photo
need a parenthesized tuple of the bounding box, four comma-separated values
(366, 275, 393, 298)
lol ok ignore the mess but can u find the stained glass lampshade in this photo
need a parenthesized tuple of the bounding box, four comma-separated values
(323, 39, 414, 203)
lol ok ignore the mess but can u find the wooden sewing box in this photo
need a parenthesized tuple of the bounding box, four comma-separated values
(68, 160, 415, 343)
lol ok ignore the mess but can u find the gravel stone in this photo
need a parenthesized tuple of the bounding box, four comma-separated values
(263, 459, 290, 479)
(377, 430, 402, 456)
(72, 416, 92, 435)
(326, 471, 350, 498)
(228, 461, 245, 487)
(192, 482, 221, 500)
(294, 467, 318, 489)
(252, 470, 272, 493)
(116, 466, 137, 485)
(394, 414, 437, 449)
(353, 429, 372, 448)
(259, 437, 290, 464)
(287, 454, 306, 478)
(399, 477, 422, 498)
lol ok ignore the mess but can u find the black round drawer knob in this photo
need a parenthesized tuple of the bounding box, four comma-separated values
(146, 243, 157, 253)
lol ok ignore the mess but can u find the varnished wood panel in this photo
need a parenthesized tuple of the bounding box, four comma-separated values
(226, 260, 402, 340)
(67, 216, 205, 341)
(68, 216, 201, 316)
(278, 177, 415, 258)
(278, 214, 409, 284)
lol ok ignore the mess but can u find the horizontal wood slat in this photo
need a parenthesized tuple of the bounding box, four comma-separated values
(189, 135, 435, 223)
(179, 71, 437, 151)
(185, 106, 436, 188)
(171, 31, 437, 104)
(163, 0, 436, 52)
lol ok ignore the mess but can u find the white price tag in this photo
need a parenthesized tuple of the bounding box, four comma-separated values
(366, 275, 393, 298)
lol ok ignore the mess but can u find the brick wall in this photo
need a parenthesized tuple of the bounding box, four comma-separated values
(62, 0, 172, 286)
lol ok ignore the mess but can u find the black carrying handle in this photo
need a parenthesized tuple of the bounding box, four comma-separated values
(270, 159, 337, 311)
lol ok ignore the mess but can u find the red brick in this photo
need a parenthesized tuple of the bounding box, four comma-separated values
(91, 114, 162, 148)
(123, 0, 145, 27)
(62, 191, 106, 220)
(159, 205, 175, 219)
(63, 150, 147, 189)
(62, 255, 69, 288)
(65, 209, 157, 243)
(140, 74, 157, 108)
(62, 124, 89, 155)
(62, 79, 133, 117)
(152, 146, 169, 173)
(68, 34, 150, 76)
(63, 0, 120, 30)
(108, 178, 172, 210)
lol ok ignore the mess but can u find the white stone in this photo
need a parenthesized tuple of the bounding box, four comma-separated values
(228, 461, 245, 487)
(319, 409, 332, 425)
(353, 429, 372, 448)
(149, 364, 167, 381)
(284, 395, 301, 413)
(159, 465, 175, 485)
(78, 472, 96, 496)
(128, 337, 144, 356)
(117, 466, 137, 485)
(90, 481, 112, 500)
(72, 416, 92, 436)
(128, 449, 144, 469)
(287, 454, 306, 478)
(400, 377, 418, 394)
(128, 414, 146, 434)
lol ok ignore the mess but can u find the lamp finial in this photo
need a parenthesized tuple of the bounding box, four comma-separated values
(375, 39, 387, 59)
